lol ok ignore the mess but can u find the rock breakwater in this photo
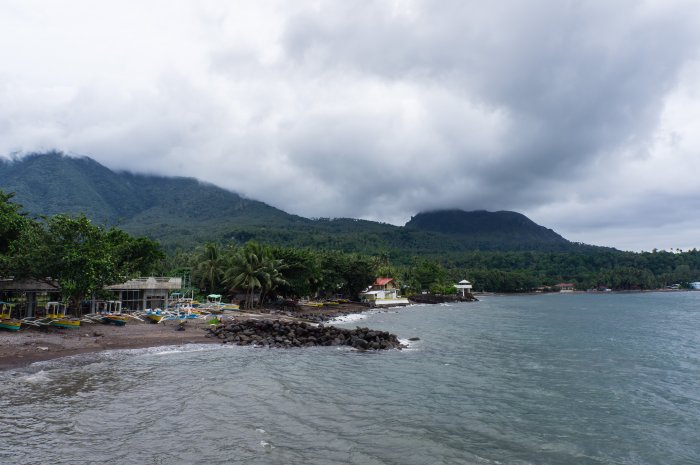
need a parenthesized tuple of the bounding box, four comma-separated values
(207, 319, 405, 350)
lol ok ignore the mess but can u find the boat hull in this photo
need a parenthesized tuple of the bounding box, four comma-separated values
(0, 319, 22, 331)
(145, 314, 164, 323)
(102, 316, 127, 326)
(49, 319, 81, 329)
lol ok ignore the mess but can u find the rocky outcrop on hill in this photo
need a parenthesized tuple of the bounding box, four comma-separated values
(207, 319, 404, 350)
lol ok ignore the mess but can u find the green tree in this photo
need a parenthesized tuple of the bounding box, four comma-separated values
(271, 247, 322, 298)
(0, 190, 28, 256)
(0, 190, 38, 277)
(258, 255, 288, 305)
(32, 214, 163, 315)
(194, 242, 228, 294)
(107, 229, 164, 276)
(225, 242, 269, 309)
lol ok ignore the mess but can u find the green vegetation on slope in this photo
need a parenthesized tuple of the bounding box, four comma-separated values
(3, 152, 700, 295)
(1, 152, 599, 254)
(1, 189, 164, 314)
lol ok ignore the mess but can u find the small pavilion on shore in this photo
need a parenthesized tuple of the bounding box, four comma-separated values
(454, 279, 473, 297)
(0, 278, 61, 318)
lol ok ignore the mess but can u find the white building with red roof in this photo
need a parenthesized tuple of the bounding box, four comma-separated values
(360, 277, 410, 306)
(554, 282, 575, 292)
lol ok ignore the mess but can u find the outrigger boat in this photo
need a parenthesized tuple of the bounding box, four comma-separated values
(0, 301, 22, 331)
(100, 301, 128, 326)
(200, 294, 239, 313)
(201, 294, 224, 313)
(144, 308, 165, 323)
(43, 302, 81, 329)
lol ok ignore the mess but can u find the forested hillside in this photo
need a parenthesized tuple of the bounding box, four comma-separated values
(3, 152, 700, 293)
(1, 152, 595, 255)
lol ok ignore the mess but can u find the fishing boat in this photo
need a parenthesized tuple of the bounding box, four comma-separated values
(144, 308, 165, 323)
(201, 294, 225, 313)
(44, 302, 81, 329)
(0, 301, 22, 331)
(100, 301, 128, 326)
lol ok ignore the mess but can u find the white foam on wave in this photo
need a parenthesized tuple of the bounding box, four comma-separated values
(260, 440, 274, 449)
(111, 343, 223, 358)
(19, 370, 52, 384)
(328, 312, 370, 324)
(398, 338, 419, 351)
(255, 428, 266, 434)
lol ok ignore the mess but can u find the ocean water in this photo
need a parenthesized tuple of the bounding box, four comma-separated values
(1, 292, 700, 465)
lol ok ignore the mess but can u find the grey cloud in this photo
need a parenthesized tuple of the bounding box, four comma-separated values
(1, 1, 700, 251)
(280, 0, 699, 208)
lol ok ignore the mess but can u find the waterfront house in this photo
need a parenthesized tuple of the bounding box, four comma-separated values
(104, 277, 182, 312)
(554, 283, 575, 292)
(360, 278, 409, 306)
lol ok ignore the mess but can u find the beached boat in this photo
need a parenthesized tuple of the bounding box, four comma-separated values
(100, 301, 128, 326)
(0, 301, 22, 331)
(101, 314, 128, 326)
(44, 302, 81, 329)
(144, 308, 165, 323)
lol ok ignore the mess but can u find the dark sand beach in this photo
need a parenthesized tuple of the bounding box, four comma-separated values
(0, 302, 376, 370)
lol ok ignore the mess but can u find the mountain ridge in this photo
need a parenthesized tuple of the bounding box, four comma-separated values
(0, 152, 606, 255)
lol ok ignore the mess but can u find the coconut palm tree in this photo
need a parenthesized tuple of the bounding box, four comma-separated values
(225, 242, 288, 309)
(258, 256, 288, 306)
(225, 242, 266, 309)
(195, 242, 226, 294)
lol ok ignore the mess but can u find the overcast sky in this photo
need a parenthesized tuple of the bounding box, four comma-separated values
(1, 0, 699, 252)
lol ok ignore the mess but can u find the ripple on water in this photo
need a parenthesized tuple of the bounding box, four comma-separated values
(1, 294, 700, 464)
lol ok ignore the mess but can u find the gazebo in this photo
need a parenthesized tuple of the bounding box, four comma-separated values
(454, 279, 473, 297)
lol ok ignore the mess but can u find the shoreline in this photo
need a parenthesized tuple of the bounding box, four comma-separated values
(0, 302, 391, 371)
(0, 319, 220, 371)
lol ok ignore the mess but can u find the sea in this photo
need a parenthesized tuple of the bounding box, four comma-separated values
(1, 292, 699, 465)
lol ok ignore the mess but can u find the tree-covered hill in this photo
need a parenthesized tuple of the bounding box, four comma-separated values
(405, 210, 573, 251)
(1, 152, 605, 256)
(0, 152, 310, 248)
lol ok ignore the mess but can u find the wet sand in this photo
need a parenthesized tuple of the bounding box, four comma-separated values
(0, 302, 376, 371)
(0, 319, 219, 371)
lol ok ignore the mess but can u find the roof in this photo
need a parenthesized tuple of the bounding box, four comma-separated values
(105, 277, 183, 291)
(374, 277, 394, 286)
(458, 280, 471, 284)
(555, 283, 575, 287)
(0, 278, 60, 291)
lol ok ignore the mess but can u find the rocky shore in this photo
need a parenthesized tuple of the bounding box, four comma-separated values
(207, 319, 405, 350)
(0, 302, 409, 370)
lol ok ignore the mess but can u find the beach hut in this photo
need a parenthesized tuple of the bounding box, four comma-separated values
(0, 278, 61, 318)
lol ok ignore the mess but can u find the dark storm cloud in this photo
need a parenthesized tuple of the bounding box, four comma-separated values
(1, 1, 700, 250)
(280, 0, 699, 214)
